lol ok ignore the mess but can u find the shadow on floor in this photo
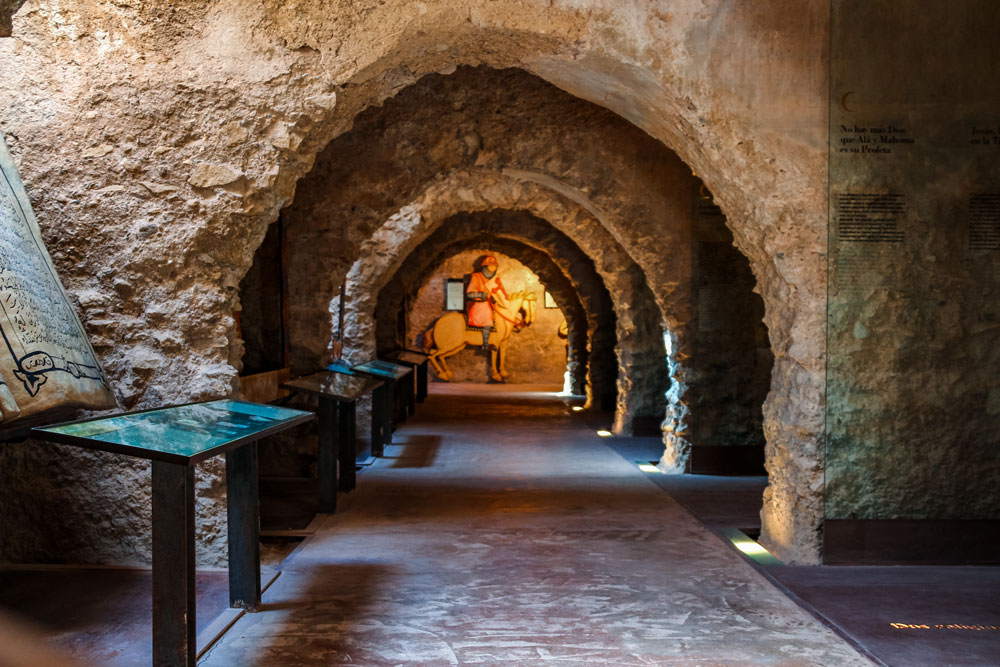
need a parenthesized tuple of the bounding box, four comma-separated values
(599, 433, 767, 532)
(0, 568, 231, 666)
(320, 478, 706, 528)
(201, 563, 389, 665)
(380, 435, 442, 468)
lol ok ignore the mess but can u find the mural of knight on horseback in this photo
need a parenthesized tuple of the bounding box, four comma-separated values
(466, 255, 507, 350)
(424, 255, 537, 382)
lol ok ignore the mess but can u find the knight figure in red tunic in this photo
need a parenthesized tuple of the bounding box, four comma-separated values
(466, 255, 509, 349)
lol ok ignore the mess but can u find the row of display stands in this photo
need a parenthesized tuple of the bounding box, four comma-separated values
(29, 350, 430, 667)
(282, 351, 428, 510)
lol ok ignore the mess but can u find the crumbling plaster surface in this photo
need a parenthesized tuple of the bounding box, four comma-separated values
(0, 0, 828, 563)
(0, 0, 25, 37)
(375, 210, 619, 403)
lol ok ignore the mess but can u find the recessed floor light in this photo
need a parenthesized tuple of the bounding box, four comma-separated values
(637, 463, 661, 473)
(734, 541, 769, 556)
(720, 528, 783, 566)
(596, 430, 612, 437)
(571, 406, 584, 412)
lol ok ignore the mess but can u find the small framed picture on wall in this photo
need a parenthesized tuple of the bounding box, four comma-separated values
(445, 278, 465, 311)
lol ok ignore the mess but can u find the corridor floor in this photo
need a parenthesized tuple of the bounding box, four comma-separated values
(202, 384, 871, 666)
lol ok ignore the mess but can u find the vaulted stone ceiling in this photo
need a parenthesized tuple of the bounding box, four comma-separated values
(0, 1, 825, 564)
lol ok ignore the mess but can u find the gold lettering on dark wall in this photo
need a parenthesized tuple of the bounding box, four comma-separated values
(890, 622, 1000, 632)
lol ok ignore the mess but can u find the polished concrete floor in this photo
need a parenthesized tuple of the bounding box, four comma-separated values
(601, 431, 1000, 667)
(201, 384, 869, 666)
(0, 567, 232, 665)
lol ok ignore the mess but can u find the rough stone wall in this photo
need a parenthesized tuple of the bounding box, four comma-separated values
(824, 1, 1000, 525)
(0, 1, 24, 38)
(0, 0, 831, 564)
(407, 250, 566, 384)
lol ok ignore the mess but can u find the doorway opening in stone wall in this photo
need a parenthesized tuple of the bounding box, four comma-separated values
(233, 64, 773, 527)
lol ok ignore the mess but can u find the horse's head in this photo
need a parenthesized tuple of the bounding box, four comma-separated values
(521, 292, 538, 326)
(507, 292, 537, 332)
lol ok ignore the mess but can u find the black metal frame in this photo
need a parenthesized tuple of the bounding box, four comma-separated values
(281, 371, 383, 502)
(347, 361, 413, 453)
(32, 400, 313, 667)
(34, 399, 314, 465)
(393, 350, 430, 404)
(326, 365, 395, 458)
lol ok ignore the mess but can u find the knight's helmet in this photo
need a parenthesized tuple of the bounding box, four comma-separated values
(477, 254, 499, 277)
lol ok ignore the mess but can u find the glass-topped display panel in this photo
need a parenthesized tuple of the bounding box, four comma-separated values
(281, 371, 382, 402)
(326, 361, 359, 376)
(352, 359, 412, 380)
(33, 399, 312, 463)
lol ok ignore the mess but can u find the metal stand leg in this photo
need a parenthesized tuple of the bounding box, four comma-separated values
(416, 361, 428, 403)
(339, 400, 357, 492)
(152, 461, 196, 667)
(380, 381, 394, 453)
(226, 443, 261, 611)
(362, 387, 380, 463)
(406, 372, 416, 416)
(391, 377, 404, 425)
(317, 396, 338, 513)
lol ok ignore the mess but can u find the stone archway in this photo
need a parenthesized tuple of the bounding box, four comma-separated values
(375, 210, 622, 409)
(1, 2, 828, 564)
(318, 171, 676, 440)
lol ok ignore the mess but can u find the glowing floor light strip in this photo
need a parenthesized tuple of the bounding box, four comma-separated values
(720, 528, 783, 566)
(735, 541, 769, 557)
(637, 463, 662, 474)
(571, 406, 584, 412)
(596, 430, 613, 437)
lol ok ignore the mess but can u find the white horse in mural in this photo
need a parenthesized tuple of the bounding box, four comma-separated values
(424, 291, 537, 382)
